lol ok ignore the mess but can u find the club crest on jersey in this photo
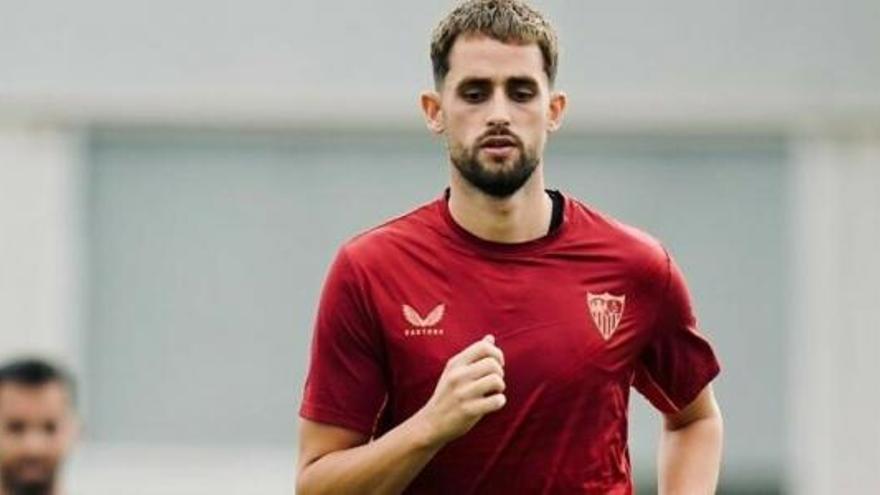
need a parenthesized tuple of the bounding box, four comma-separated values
(402, 304, 445, 337)
(587, 292, 626, 340)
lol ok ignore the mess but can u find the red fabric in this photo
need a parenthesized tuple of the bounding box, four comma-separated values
(300, 193, 720, 494)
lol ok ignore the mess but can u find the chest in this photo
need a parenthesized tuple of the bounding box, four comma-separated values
(366, 251, 659, 415)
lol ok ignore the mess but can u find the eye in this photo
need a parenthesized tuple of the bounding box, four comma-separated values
(459, 85, 488, 103)
(43, 421, 58, 435)
(5, 420, 26, 435)
(510, 87, 536, 102)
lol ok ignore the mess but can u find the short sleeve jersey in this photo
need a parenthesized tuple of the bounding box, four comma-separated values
(300, 192, 720, 494)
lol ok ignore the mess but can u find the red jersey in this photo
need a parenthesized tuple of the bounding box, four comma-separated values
(300, 192, 720, 494)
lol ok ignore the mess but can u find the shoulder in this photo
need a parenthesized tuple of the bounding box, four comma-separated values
(339, 197, 444, 271)
(566, 195, 670, 284)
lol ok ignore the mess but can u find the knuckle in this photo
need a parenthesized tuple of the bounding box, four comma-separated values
(452, 387, 468, 402)
(447, 369, 463, 385)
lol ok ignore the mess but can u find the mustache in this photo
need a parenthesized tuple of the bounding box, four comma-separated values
(3, 458, 55, 478)
(9, 457, 53, 468)
(477, 127, 523, 147)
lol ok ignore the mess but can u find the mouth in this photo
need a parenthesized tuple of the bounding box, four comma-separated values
(480, 136, 517, 148)
(12, 460, 53, 480)
(479, 136, 519, 158)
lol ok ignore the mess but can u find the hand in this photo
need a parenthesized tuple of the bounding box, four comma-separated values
(414, 335, 506, 447)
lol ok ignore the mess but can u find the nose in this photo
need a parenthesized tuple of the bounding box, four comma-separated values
(485, 88, 512, 128)
(21, 429, 50, 455)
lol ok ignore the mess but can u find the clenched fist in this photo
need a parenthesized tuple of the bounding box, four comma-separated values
(414, 335, 506, 446)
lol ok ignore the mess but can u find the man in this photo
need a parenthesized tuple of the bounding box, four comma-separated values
(297, 1, 723, 493)
(0, 359, 78, 495)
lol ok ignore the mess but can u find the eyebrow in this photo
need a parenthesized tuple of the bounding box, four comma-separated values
(455, 77, 491, 89)
(507, 77, 539, 87)
(455, 75, 540, 88)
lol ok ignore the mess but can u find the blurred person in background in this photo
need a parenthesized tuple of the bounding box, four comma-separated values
(0, 359, 78, 495)
(297, 0, 723, 493)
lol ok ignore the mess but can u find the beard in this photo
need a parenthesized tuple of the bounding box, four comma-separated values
(449, 129, 540, 199)
(1, 461, 56, 495)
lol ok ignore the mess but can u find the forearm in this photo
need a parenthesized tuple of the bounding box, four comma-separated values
(297, 336, 506, 495)
(297, 413, 443, 495)
(657, 414, 723, 494)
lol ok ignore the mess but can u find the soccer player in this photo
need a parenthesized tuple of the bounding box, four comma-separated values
(297, 1, 723, 493)
(0, 358, 78, 495)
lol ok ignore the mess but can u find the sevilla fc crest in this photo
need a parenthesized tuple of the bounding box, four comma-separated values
(587, 292, 626, 340)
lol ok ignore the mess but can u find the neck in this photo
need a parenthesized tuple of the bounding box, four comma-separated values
(448, 165, 553, 243)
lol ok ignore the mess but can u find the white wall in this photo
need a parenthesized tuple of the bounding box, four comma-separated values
(1, 0, 878, 128)
(65, 444, 295, 495)
(788, 128, 880, 494)
(0, 127, 84, 375)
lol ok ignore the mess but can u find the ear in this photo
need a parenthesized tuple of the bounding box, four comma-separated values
(547, 91, 568, 133)
(420, 90, 445, 134)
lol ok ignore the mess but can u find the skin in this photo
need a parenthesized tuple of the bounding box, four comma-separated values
(421, 33, 567, 245)
(297, 33, 723, 495)
(659, 387, 724, 494)
(0, 382, 77, 495)
(297, 336, 506, 495)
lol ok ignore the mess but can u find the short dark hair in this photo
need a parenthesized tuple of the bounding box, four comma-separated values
(0, 357, 76, 407)
(430, 0, 559, 88)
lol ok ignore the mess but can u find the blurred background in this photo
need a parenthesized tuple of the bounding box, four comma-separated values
(1, 1, 878, 493)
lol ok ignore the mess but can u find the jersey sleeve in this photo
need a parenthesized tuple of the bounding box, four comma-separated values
(299, 246, 388, 436)
(633, 249, 721, 413)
